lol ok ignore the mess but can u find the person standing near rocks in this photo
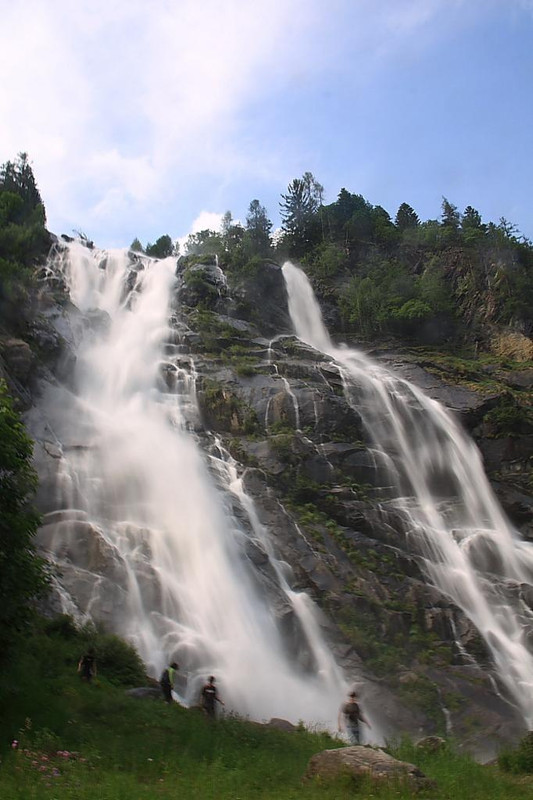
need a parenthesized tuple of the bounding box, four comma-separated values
(78, 649, 97, 683)
(160, 661, 179, 704)
(338, 690, 367, 744)
(201, 675, 225, 720)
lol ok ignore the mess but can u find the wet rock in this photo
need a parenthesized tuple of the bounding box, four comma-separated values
(477, 436, 533, 473)
(0, 337, 34, 382)
(229, 261, 291, 335)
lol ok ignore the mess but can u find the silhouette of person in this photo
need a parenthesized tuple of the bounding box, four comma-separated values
(338, 690, 367, 744)
(78, 649, 97, 683)
(201, 675, 225, 720)
(160, 661, 179, 704)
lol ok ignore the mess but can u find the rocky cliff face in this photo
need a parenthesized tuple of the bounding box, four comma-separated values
(13, 244, 533, 757)
(176, 256, 533, 755)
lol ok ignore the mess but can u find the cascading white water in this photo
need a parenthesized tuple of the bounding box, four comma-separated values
(37, 242, 350, 729)
(282, 261, 533, 727)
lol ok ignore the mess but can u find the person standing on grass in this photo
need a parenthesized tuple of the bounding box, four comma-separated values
(160, 661, 179, 704)
(201, 675, 225, 720)
(78, 649, 97, 683)
(338, 690, 368, 744)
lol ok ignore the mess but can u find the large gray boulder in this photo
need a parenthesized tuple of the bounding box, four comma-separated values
(304, 745, 434, 791)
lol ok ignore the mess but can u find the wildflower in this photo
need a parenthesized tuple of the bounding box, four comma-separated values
(11, 740, 18, 750)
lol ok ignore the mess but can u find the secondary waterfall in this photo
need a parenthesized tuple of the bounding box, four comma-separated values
(282, 261, 533, 727)
(35, 242, 347, 728)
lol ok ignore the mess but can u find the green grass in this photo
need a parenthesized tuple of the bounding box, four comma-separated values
(1, 618, 532, 799)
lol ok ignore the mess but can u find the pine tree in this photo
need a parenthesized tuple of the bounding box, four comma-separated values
(441, 197, 460, 230)
(462, 206, 483, 229)
(279, 172, 322, 255)
(0, 153, 45, 226)
(145, 235, 175, 258)
(245, 199, 272, 256)
(395, 203, 420, 231)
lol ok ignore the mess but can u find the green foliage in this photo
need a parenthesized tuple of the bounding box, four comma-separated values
(441, 197, 461, 231)
(0, 153, 46, 226)
(269, 433, 297, 462)
(482, 395, 533, 437)
(129, 237, 144, 252)
(145, 234, 175, 258)
(395, 202, 420, 231)
(199, 378, 259, 435)
(0, 618, 530, 799)
(92, 632, 148, 687)
(0, 381, 49, 659)
(192, 310, 248, 353)
(392, 298, 432, 322)
(418, 259, 455, 315)
(279, 172, 323, 256)
(182, 265, 219, 309)
(0, 153, 50, 332)
(499, 732, 533, 773)
(304, 242, 346, 279)
(244, 199, 273, 257)
(185, 228, 225, 257)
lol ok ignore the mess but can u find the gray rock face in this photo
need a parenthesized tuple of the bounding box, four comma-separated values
(16, 249, 533, 754)
(304, 745, 434, 791)
(0, 337, 34, 382)
(229, 261, 291, 335)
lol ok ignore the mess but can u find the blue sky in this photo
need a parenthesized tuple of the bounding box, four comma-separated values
(1, 0, 532, 248)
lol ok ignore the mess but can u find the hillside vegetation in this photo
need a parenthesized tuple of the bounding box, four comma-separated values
(170, 172, 533, 353)
(1, 615, 533, 800)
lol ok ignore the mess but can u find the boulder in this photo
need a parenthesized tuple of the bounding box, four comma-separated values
(415, 735, 446, 753)
(304, 745, 434, 791)
(266, 718, 297, 732)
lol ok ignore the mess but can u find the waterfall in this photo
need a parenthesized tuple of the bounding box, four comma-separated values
(36, 242, 347, 729)
(282, 261, 533, 727)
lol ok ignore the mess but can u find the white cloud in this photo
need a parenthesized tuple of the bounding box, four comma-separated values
(1, 0, 521, 245)
(0, 0, 313, 240)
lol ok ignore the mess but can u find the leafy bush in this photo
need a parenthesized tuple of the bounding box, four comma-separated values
(499, 732, 533, 773)
(0, 381, 49, 660)
(482, 395, 533, 437)
(94, 633, 148, 687)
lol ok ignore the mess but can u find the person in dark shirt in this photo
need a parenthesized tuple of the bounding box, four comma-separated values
(201, 675, 225, 720)
(338, 690, 367, 744)
(78, 649, 96, 683)
(160, 662, 179, 704)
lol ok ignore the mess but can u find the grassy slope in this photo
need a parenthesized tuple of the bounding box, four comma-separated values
(1, 620, 532, 799)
